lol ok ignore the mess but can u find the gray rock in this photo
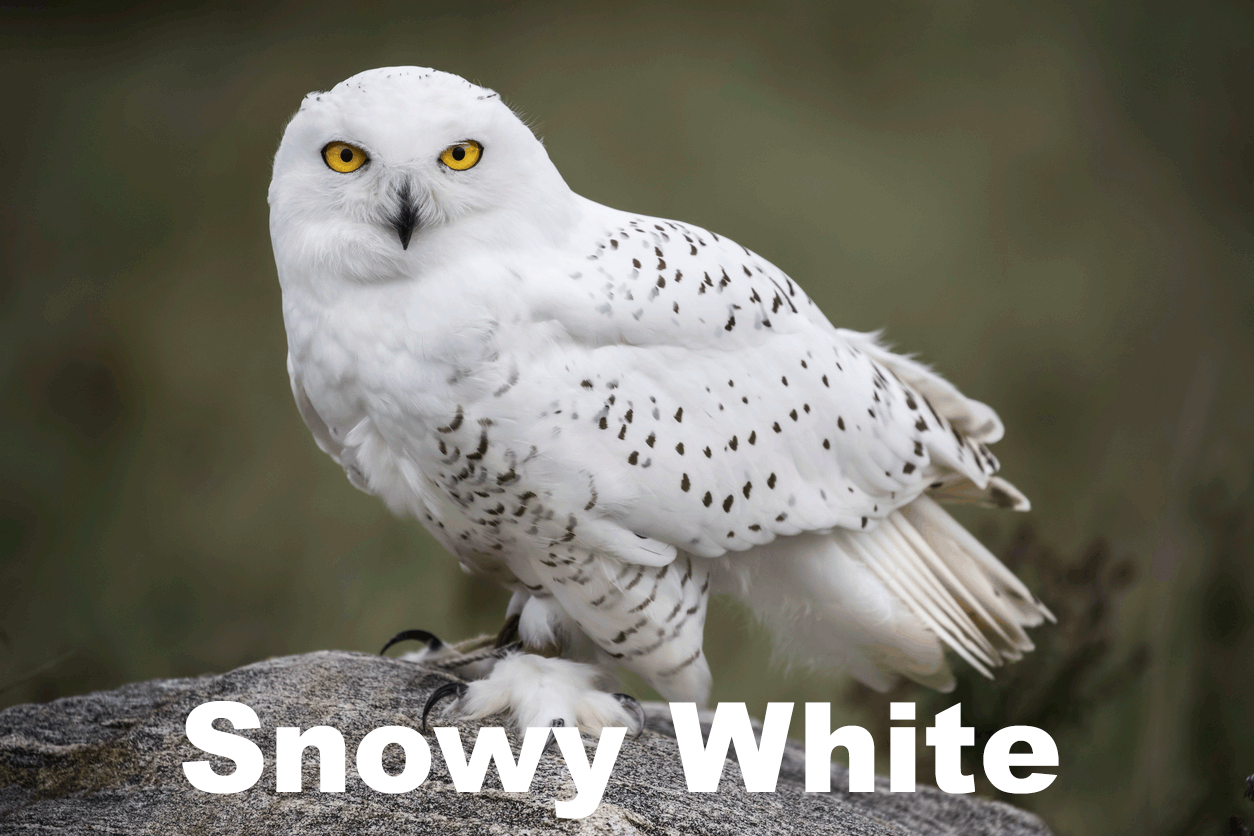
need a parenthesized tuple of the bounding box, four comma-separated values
(0, 651, 1050, 834)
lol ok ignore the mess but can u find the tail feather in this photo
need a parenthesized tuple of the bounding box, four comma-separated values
(903, 496, 1056, 626)
(843, 529, 997, 678)
(728, 494, 1052, 692)
(880, 519, 1007, 661)
(719, 531, 952, 692)
(886, 512, 1025, 658)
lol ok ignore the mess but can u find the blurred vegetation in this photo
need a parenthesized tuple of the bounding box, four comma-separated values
(1, 1, 1251, 833)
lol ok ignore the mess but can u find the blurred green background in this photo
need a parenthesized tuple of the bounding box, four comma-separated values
(1, 1, 1251, 833)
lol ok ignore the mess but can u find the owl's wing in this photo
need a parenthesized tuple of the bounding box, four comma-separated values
(522, 211, 1021, 559)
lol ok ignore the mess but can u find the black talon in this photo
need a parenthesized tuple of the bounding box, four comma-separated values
(421, 681, 467, 732)
(613, 693, 646, 738)
(380, 629, 444, 656)
(542, 718, 566, 756)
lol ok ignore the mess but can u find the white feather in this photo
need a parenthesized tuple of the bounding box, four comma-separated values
(730, 495, 1053, 691)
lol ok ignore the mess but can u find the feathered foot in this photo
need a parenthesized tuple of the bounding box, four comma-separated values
(419, 652, 645, 737)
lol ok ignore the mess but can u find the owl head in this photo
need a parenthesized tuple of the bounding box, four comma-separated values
(268, 67, 573, 287)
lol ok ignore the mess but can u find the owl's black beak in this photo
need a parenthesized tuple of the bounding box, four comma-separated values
(389, 180, 420, 250)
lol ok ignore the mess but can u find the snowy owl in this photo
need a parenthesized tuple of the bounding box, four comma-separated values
(269, 67, 1053, 734)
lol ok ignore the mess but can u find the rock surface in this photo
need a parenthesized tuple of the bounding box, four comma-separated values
(0, 651, 1050, 834)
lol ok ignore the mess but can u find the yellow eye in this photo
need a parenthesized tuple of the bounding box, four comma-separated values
(439, 140, 482, 171)
(323, 141, 368, 173)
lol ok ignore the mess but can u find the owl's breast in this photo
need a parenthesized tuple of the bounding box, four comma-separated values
(282, 271, 560, 553)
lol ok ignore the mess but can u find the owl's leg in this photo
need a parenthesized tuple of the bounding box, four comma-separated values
(524, 548, 714, 706)
(388, 545, 714, 735)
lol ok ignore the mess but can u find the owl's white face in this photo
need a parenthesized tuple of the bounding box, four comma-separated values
(269, 67, 573, 289)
